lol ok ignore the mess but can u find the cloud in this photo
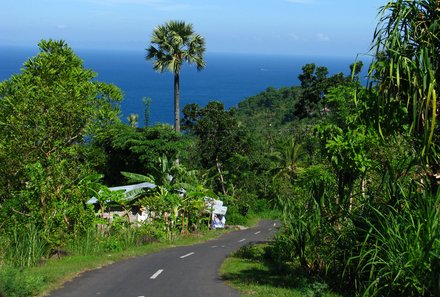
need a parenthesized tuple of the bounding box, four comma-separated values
(57, 24, 66, 29)
(317, 33, 330, 42)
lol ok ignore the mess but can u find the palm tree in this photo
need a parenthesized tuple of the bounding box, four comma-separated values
(271, 138, 304, 182)
(146, 20, 206, 132)
(127, 113, 139, 128)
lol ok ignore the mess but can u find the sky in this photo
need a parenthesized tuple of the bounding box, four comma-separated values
(1, 0, 387, 57)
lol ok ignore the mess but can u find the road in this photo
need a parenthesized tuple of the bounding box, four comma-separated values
(48, 220, 278, 297)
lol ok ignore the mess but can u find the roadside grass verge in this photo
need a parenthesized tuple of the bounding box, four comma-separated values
(220, 243, 342, 297)
(0, 228, 227, 297)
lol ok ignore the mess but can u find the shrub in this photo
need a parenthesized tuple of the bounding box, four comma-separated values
(0, 267, 44, 297)
(234, 243, 267, 261)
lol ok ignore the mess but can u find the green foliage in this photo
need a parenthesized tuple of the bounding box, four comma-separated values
(182, 101, 250, 166)
(346, 187, 440, 296)
(0, 40, 122, 192)
(263, 18, 439, 293)
(370, 0, 439, 164)
(3, 225, 47, 269)
(294, 63, 350, 119)
(222, 243, 341, 297)
(182, 101, 252, 194)
(223, 205, 247, 226)
(146, 20, 206, 74)
(94, 123, 186, 185)
(0, 40, 122, 256)
(127, 113, 139, 128)
(270, 138, 305, 183)
(140, 178, 212, 239)
(146, 20, 206, 132)
(271, 79, 438, 296)
(237, 86, 301, 128)
(273, 164, 342, 274)
(317, 86, 380, 212)
(66, 223, 161, 257)
(118, 158, 213, 239)
(234, 243, 269, 261)
(143, 97, 152, 127)
(0, 267, 44, 297)
(2, 6, 438, 297)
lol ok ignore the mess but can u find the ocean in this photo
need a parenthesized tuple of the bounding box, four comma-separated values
(0, 46, 369, 126)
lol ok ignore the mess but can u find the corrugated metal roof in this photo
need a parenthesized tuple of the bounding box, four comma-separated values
(87, 182, 156, 204)
(109, 182, 156, 193)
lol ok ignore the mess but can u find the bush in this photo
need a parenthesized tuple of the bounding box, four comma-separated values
(234, 243, 268, 261)
(0, 267, 44, 297)
(224, 205, 247, 225)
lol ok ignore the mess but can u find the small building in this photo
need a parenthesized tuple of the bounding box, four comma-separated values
(87, 182, 156, 224)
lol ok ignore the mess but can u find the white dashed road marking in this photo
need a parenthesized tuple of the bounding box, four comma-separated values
(254, 231, 261, 235)
(238, 238, 246, 242)
(180, 252, 195, 259)
(150, 269, 164, 279)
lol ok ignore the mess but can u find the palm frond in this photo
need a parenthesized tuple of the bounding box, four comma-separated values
(121, 171, 155, 184)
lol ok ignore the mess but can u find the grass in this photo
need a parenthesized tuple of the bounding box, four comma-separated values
(220, 244, 343, 297)
(0, 228, 228, 297)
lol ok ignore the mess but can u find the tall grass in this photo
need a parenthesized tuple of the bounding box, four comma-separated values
(0, 225, 48, 296)
(67, 227, 103, 256)
(349, 189, 440, 296)
(272, 154, 440, 296)
(4, 224, 48, 269)
(67, 226, 141, 256)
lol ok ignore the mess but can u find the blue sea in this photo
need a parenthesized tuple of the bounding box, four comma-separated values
(0, 46, 369, 126)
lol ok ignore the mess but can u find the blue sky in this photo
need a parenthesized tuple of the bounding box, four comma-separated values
(1, 0, 386, 57)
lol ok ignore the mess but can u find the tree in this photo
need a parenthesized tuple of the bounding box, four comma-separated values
(0, 39, 122, 236)
(127, 114, 139, 128)
(270, 138, 304, 183)
(146, 20, 206, 132)
(295, 63, 347, 118)
(182, 101, 250, 194)
(94, 123, 186, 185)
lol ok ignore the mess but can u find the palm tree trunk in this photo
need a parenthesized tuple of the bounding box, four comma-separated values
(174, 72, 180, 132)
(216, 157, 227, 195)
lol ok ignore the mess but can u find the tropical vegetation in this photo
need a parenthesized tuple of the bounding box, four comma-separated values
(1, 1, 439, 296)
(146, 20, 206, 132)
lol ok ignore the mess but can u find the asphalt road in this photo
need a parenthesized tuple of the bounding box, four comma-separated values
(48, 220, 278, 297)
